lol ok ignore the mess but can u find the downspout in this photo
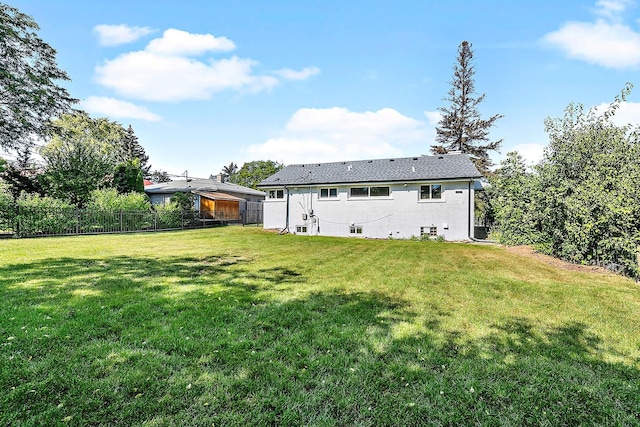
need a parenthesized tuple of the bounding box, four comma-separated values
(468, 179, 496, 243)
(281, 185, 290, 234)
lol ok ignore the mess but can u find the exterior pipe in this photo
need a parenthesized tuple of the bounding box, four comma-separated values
(281, 185, 290, 234)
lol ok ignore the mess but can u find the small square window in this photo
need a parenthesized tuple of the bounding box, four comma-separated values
(268, 189, 284, 199)
(420, 184, 442, 200)
(320, 188, 338, 198)
(296, 225, 308, 233)
(349, 225, 363, 234)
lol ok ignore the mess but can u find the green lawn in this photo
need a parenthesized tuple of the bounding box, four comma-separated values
(0, 227, 638, 426)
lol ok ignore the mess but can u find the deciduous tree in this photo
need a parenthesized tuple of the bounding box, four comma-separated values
(231, 160, 283, 189)
(0, 3, 77, 151)
(39, 112, 126, 206)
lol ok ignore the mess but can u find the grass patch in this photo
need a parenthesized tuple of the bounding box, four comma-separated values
(1, 227, 639, 425)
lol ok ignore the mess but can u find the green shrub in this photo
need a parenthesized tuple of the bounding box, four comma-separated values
(16, 193, 76, 236)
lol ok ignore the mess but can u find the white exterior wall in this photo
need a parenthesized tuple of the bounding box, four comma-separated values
(262, 181, 474, 240)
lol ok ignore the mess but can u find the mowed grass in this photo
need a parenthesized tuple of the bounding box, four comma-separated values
(0, 227, 638, 426)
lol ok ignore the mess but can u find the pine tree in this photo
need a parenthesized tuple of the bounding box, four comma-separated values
(121, 125, 150, 175)
(2, 146, 43, 199)
(431, 41, 503, 176)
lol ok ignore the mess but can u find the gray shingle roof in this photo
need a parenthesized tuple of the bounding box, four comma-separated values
(145, 178, 265, 196)
(257, 154, 481, 187)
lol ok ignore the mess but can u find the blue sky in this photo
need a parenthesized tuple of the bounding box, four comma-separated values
(8, 0, 640, 178)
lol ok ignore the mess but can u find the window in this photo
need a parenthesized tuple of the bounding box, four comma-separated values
(296, 225, 308, 233)
(349, 225, 363, 234)
(268, 189, 284, 199)
(420, 184, 442, 200)
(349, 186, 390, 198)
(320, 188, 338, 198)
(420, 226, 438, 237)
(370, 186, 390, 197)
(350, 187, 369, 197)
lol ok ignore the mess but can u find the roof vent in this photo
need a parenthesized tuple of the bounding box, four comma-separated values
(347, 165, 352, 171)
(438, 156, 444, 159)
(389, 159, 395, 162)
(413, 157, 418, 160)
(412, 166, 415, 172)
(367, 160, 372, 163)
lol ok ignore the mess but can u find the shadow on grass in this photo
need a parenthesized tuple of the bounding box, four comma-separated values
(0, 255, 638, 426)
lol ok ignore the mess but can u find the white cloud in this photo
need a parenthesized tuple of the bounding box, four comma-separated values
(543, 0, 640, 68)
(247, 107, 427, 164)
(509, 143, 546, 165)
(594, 0, 634, 19)
(94, 28, 310, 101)
(423, 111, 441, 125)
(594, 100, 640, 126)
(146, 29, 235, 56)
(274, 66, 321, 80)
(94, 24, 155, 47)
(81, 96, 162, 122)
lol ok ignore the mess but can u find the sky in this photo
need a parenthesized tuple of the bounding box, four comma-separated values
(7, 0, 640, 178)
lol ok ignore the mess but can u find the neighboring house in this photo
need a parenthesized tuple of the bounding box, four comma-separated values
(144, 178, 265, 220)
(257, 154, 482, 240)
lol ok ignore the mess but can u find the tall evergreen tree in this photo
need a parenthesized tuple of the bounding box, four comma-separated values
(431, 41, 503, 176)
(121, 125, 150, 175)
(2, 146, 43, 199)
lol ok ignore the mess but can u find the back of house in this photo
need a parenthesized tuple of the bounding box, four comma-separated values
(258, 153, 482, 240)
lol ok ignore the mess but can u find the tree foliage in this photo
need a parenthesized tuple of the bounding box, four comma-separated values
(230, 160, 283, 189)
(113, 159, 144, 194)
(432, 41, 503, 176)
(147, 169, 171, 183)
(490, 85, 640, 277)
(1, 146, 42, 199)
(221, 162, 238, 183)
(39, 112, 126, 206)
(87, 188, 150, 211)
(0, 3, 77, 151)
(121, 125, 150, 175)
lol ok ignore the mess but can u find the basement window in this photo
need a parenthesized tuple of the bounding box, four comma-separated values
(349, 225, 363, 235)
(296, 225, 308, 234)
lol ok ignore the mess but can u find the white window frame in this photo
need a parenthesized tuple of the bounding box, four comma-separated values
(296, 225, 308, 234)
(419, 184, 443, 201)
(319, 187, 338, 199)
(267, 189, 285, 200)
(349, 225, 363, 235)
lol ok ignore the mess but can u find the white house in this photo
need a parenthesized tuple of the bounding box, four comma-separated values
(257, 154, 482, 240)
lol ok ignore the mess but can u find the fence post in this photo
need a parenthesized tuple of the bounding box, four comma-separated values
(120, 210, 123, 232)
(15, 204, 19, 238)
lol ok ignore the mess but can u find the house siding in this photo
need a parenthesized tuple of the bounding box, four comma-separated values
(263, 181, 474, 240)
